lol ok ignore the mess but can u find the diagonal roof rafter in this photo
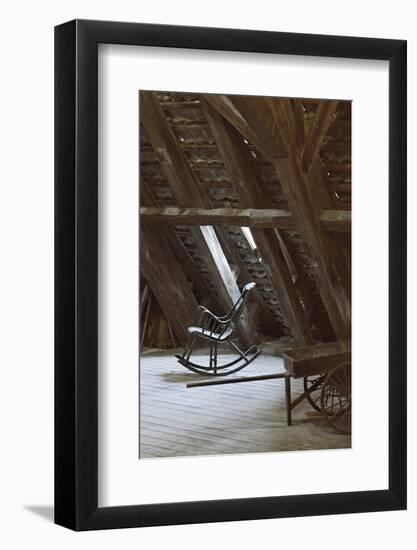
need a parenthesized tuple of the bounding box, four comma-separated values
(206, 94, 351, 340)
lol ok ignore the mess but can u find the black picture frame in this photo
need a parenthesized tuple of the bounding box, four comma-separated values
(55, 19, 407, 531)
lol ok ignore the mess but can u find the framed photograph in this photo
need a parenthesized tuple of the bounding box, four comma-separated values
(55, 19, 406, 530)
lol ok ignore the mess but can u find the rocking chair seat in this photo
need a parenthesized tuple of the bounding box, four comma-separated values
(187, 325, 233, 342)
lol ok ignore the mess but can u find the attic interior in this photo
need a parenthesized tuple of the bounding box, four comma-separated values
(139, 90, 351, 458)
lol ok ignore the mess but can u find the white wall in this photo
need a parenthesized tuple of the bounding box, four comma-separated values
(0, 1, 415, 548)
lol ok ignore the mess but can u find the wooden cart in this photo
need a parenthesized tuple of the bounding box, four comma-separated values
(282, 340, 351, 434)
(187, 340, 351, 434)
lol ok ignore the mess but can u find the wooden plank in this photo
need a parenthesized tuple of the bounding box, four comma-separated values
(140, 91, 255, 346)
(140, 206, 351, 232)
(203, 100, 313, 346)
(140, 206, 294, 228)
(301, 101, 338, 174)
(141, 225, 199, 346)
(214, 95, 351, 340)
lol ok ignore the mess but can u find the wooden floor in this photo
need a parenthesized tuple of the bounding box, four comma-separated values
(140, 349, 351, 458)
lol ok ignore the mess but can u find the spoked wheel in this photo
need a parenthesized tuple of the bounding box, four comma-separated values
(320, 361, 351, 434)
(303, 375, 326, 412)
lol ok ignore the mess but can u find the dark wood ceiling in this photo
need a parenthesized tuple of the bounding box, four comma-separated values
(139, 91, 351, 349)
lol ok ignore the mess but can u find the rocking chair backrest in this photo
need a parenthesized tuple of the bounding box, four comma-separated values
(193, 282, 256, 342)
(226, 282, 256, 326)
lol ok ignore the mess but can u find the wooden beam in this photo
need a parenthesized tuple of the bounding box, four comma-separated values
(288, 100, 350, 340)
(204, 94, 287, 159)
(252, 228, 313, 344)
(275, 230, 336, 342)
(141, 225, 199, 346)
(140, 93, 205, 208)
(140, 174, 157, 207)
(284, 100, 351, 335)
(200, 225, 241, 302)
(140, 170, 198, 345)
(217, 96, 351, 340)
(319, 210, 351, 232)
(140, 91, 255, 345)
(213, 227, 277, 330)
(203, 100, 313, 346)
(274, 154, 350, 338)
(140, 207, 294, 228)
(288, 99, 307, 150)
(140, 206, 350, 232)
(301, 101, 338, 174)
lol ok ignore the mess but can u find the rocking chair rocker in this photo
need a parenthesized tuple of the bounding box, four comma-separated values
(175, 282, 261, 376)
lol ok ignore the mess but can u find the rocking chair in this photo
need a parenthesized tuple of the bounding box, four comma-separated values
(175, 282, 261, 376)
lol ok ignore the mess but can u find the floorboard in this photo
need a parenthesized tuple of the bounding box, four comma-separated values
(140, 349, 351, 458)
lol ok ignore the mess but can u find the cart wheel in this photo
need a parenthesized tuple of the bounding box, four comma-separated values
(303, 375, 326, 413)
(320, 361, 351, 434)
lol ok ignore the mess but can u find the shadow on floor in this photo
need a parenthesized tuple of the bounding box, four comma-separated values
(161, 372, 205, 383)
(24, 505, 54, 523)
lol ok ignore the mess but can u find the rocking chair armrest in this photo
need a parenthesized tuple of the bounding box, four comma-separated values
(198, 306, 229, 324)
